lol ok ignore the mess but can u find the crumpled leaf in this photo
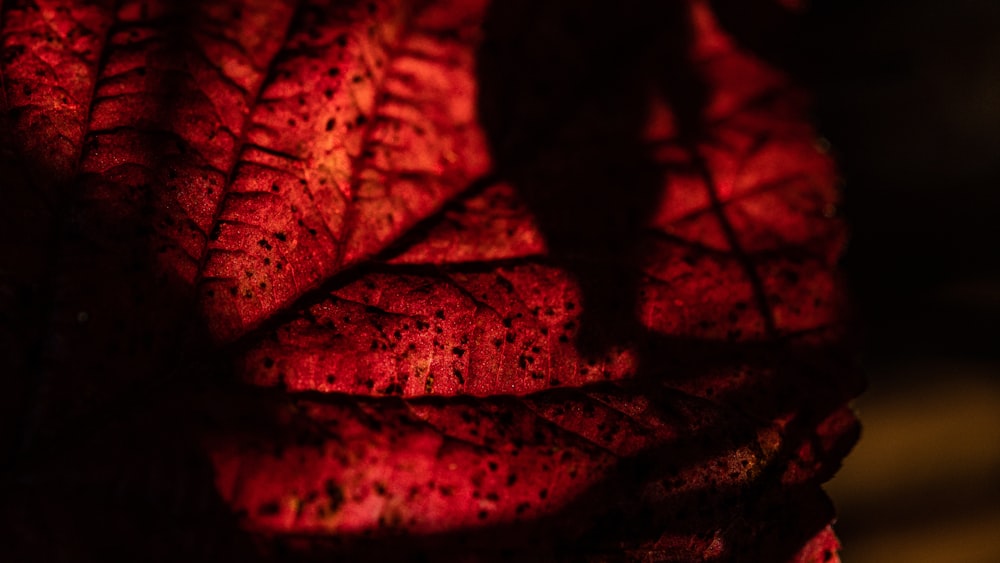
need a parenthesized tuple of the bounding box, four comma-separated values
(0, 0, 861, 561)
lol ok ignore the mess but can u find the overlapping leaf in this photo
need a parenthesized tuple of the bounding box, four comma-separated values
(0, 0, 860, 561)
(214, 0, 860, 557)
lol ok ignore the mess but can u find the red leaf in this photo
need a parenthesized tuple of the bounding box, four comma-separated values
(1, 0, 861, 561)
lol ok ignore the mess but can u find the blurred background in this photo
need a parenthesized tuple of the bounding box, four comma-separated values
(799, 1, 1000, 561)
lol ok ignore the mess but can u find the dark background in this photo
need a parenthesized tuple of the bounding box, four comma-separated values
(803, 1, 1000, 560)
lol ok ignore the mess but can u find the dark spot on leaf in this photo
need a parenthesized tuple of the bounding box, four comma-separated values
(325, 480, 344, 513)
